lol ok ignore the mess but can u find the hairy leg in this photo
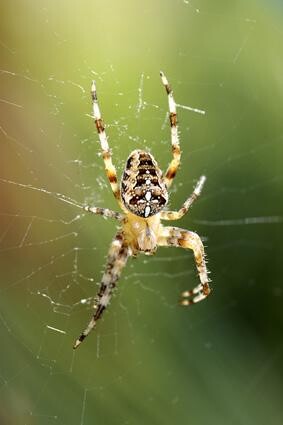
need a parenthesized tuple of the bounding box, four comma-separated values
(158, 226, 211, 304)
(160, 176, 206, 221)
(73, 231, 131, 349)
(84, 205, 124, 221)
(160, 71, 181, 188)
(91, 81, 123, 207)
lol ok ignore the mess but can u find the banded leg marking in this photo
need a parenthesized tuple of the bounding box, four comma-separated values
(73, 232, 131, 349)
(160, 175, 206, 221)
(91, 81, 121, 203)
(158, 226, 211, 305)
(84, 205, 124, 221)
(160, 71, 181, 188)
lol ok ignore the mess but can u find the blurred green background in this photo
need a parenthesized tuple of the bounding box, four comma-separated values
(0, 1, 283, 424)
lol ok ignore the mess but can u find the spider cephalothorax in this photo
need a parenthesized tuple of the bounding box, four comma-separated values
(121, 150, 168, 218)
(73, 72, 211, 349)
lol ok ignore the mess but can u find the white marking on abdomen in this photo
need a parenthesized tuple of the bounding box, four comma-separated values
(145, 191, 152, 201)
(144, 206, 151, 217)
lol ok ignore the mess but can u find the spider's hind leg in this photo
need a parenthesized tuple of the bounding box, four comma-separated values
(73, 231, 131, 349)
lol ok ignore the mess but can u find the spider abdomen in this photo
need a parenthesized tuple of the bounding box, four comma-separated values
(121, 150, 168, 218)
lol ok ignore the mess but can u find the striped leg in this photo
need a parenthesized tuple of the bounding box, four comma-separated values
(73, 232, 131, 349)
(91, 81, 122, 205)
(84, 205, 124, 221)
(160, 176, 206, 221)
(158, 226, 211, 305)
(160, 71, 181, 188)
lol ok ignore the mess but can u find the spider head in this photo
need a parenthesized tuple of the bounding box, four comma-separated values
(121, 150, 168, 218)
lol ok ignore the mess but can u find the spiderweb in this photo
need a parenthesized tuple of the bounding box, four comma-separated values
(1, 1, 283, 424)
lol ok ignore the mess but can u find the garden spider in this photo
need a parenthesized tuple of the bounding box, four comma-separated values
(73, 72, 211, 349)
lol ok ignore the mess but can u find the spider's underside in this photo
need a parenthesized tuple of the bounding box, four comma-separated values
(73, 72, 211, 349)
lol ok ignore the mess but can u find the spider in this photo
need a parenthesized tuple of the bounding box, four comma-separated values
(73, 71, 211, 349)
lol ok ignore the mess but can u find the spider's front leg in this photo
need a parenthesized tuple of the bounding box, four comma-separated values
(91, 81, 124, 209)
(158, 226, 211, 305)
(160, 71, 181, 189)
(73, 231, 131, 349)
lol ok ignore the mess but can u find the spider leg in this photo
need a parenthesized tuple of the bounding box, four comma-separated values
(91, 81, 123, 207)
(84, 205, 124, 221)
(158, 226, 211, 305)
(160, 71, 181, 189)
(73, 231, 131, 349)
(160, 175, 206, 220)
